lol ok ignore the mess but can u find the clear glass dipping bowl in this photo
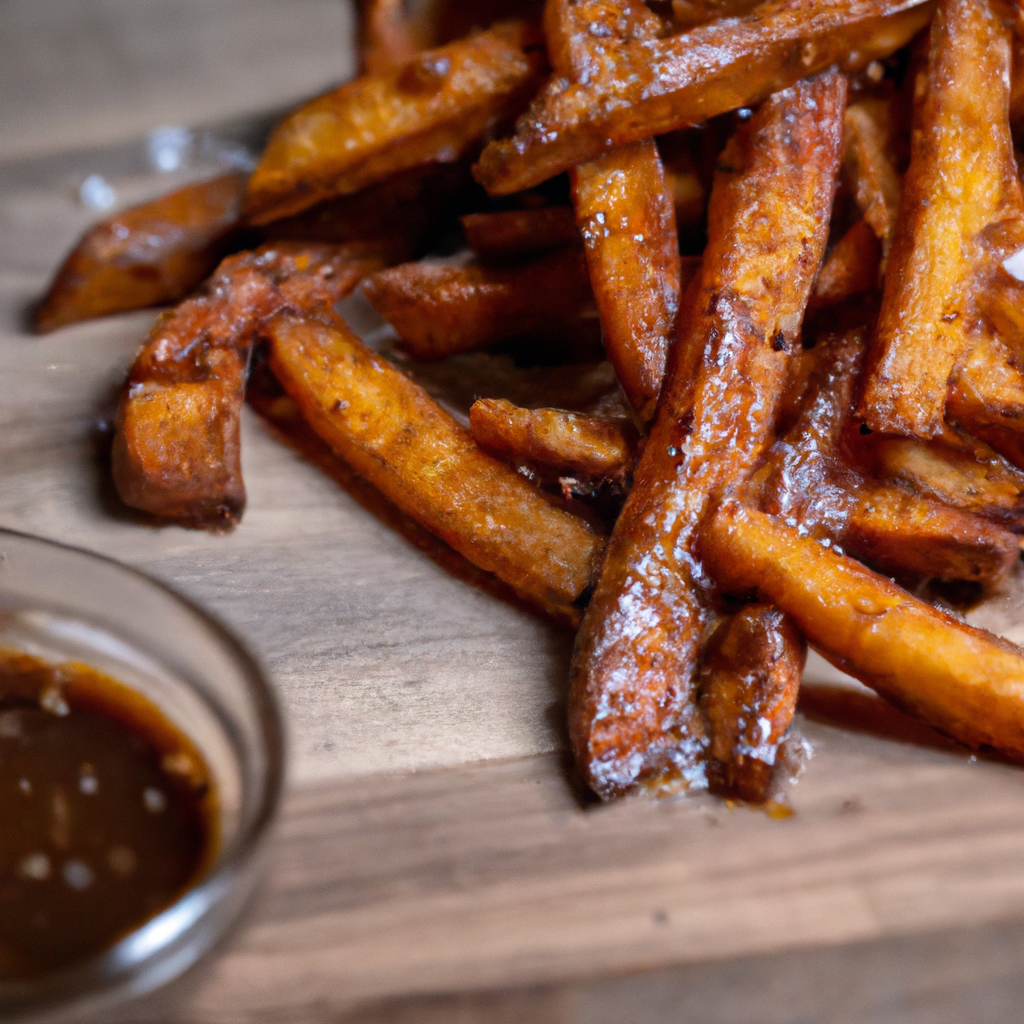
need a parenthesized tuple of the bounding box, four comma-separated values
(0, 528, 284, 1023)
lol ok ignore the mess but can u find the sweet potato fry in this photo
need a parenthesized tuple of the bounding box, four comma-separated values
(544, 0, 682, 419)
(760, 330, 1018, 581)
(243, 21, 546, 224)
(701, 499, 1024, 761)
(361, 247, 594, 359)
(473, 0, 932, 195)
(699, 605, 805, 803)
(264, 309, 605, 617)
(842, 97, 903, 256)
(671, 0, 764, 29)
(358, 0, 421, 75)
(571, 144, 681, 420)
(810, 219, 882, 307)
(860, 0, 1024, 437)
(949, 334, 1024, 433)
(112, 243, 378, 527)
(34, 172, 246, 333)
(469, 398, 637, 486)
(460, 207, 579, 261)
(568, 71, 845, 800)
(868, 432, 1024, 529)
(263, 161, 469, 261)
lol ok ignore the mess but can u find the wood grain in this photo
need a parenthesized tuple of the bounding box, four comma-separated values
(5, 5, 1024, 1022)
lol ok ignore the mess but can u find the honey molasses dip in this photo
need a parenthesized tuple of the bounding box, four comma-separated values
(0, 648, 216, 979)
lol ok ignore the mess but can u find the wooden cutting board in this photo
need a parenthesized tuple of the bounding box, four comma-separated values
(5, 62, 1024, 1024)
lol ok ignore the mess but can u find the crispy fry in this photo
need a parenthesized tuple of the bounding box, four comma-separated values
(949, 334, 1024, 433)
(358, 0, 421, 75)
(671, 0, 763, 29)
(263, 162, 469, 260)
(469, 398, 637, 485)
(760, 330, 1018, 581)
(264, 309, 606, 617)
(473, 0, 932, 195)
(460, 206, 579, 261)
(112, 243, 378, 527)
(699, 605, 805, 803)
(243, 22, 546, 224)
(810, 219, 882, 307)
(860, 0, 1024, 437)
(570, 142, 681, 420)
(568, 71, 845, 800)
(34, 172, 246, 333)
(545, 0, 682, 419)
(868, 432, 1024, 529)
(842, 97, 904, 256)
(361, 247, 594, 359)
(701, 499, 1024, 761)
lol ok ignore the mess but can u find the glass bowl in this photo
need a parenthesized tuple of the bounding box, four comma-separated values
(0, 528, 284, 1023)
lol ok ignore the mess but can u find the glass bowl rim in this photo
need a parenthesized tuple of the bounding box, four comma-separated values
(0, 526, 286, 1017)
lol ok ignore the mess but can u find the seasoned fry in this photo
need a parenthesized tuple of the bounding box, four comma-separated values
(860, 0, 1024, 437)
(671, 0, 763, 29)
(474, 0, 932, 195)
(572, 144, 681, 420)
(243, 22, 546, 224)
(469, 398, 637, 486)
(358, 0, 421, 75)
(701, 499, 1024, 761)
(545, 0, 682, 419)
(699, 605, 805, 803)
(568, 71, 845, 800)
(264, 161, 469, 260)
(112, 243, 378, 527)
(760, 330, 1018, 581)
(460, 207, 579, 261)
(867, 432, 1024, 529)
(34, 173, 246, 333)
(842, 97, 903, 256)
(265, 309, 606, 618)
(361, 247, 594, 359)
(810, 219, 882, 307)
(949, 335, 1024, 434)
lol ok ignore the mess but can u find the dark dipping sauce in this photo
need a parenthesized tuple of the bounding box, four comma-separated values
(0, 648, 216, 980)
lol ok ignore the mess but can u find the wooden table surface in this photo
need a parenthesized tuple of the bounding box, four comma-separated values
(5, 3, 1024, 1022)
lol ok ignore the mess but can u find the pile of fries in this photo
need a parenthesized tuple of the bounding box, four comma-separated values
(37, 0, 1024, 804)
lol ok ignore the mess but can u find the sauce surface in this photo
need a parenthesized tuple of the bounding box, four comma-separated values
(0, 648, 215, 979)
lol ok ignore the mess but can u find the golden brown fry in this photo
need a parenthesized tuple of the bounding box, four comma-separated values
(265, 309, 605, 617)
(949, 334, 1024, 433)
(244, 22, 545, 224)
(468, 398, 637, 485)
(572, 144, 681, 421)
(460, 207, 579, 261)
(810, 219, 882, 307)
(359, 0, 421, 76)
(701, 499, 1024, 761)
(545, 0, 681, 419)
(760, 330, 1018, 582)
(263, 161, 469, 260)
(844, 485, 1020, 580)
(34, 173, 246, 333)
(860, 0, 1024, 437)
(112, 243, 378, 528)
(671, 0, 763, 29)
(868, 432, 1024, 529)
(568, 71, 845, 801)
(843, 97, 903, 256)
(473, 0, 932, 195)
(699, 605, 805, 803)
(361, 247, 594, 359)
